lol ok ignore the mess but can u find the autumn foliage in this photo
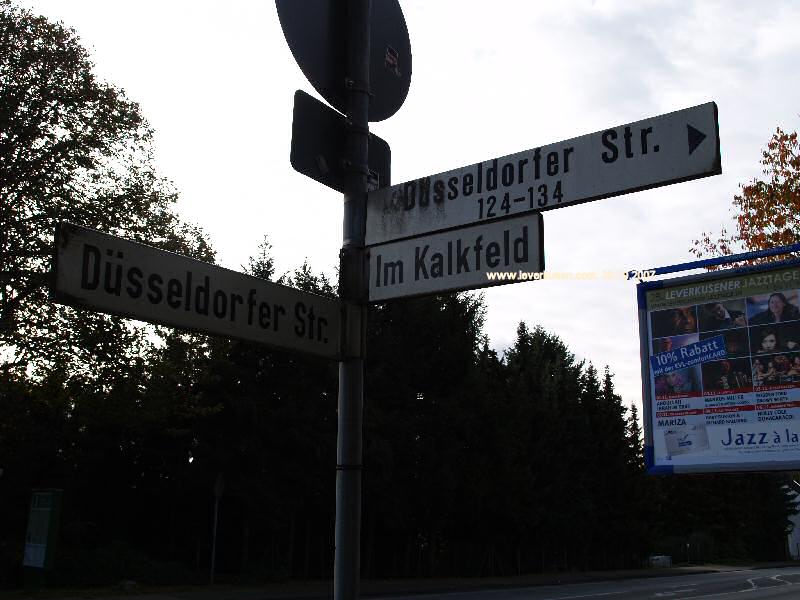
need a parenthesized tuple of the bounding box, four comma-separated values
(692, 127, 800, 266)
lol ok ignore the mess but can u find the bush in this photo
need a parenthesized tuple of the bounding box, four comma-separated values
(52, 541, 198, 587)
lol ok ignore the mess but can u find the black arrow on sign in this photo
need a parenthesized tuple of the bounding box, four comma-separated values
(687, 124, 706, 155)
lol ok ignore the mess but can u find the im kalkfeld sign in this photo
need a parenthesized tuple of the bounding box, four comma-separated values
(367, 213, 543, 302)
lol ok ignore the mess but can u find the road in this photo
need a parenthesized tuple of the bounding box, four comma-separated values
(371, 567, 800, 600)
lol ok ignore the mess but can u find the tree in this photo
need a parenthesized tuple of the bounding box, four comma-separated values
(170, 247, 339, 577)
(362, 292, 488, 576)
(681, 124, 800, 561)
(625, 403, 644, 471)
(0, 4, 216, 581)
(692, 127, 800, 262)
(0, 0, 212, 374)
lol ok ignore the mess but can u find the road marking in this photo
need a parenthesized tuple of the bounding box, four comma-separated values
(658, 589, 757, 599)
(540, 591, 624, 600)
(743, 573, 797, 590)
(365, 572, 800, 600)
(675, 593, 754, 599)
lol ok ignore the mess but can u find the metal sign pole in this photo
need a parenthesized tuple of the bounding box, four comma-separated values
(335, 2, 370, 600)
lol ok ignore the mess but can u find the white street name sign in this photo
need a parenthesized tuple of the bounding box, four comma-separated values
(368, 214, 543, 302)
(366, 102, 720, 245)
(52, 223, 342, 359)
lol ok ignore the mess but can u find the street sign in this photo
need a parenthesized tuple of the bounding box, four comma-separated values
(368, 214, 544, 302)
(52, 223, 342, 360)
(276, 0, 411, 122)
(291, 90, 391, 193)
(366, 102, 721, 245)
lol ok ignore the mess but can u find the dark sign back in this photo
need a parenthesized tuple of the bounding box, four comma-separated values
(276, 0, 411, 122)
(291, 90, 390, 193)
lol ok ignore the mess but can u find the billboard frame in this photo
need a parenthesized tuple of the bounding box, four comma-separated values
(637, 255, 800, 475)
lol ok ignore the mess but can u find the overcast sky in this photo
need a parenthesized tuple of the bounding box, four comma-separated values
(22, 0, 800, 411)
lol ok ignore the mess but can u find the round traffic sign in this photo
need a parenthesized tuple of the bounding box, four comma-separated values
(276, 0, 411, 122)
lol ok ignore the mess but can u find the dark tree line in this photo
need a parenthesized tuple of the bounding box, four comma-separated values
(1, 274, 796, 585)
(1, 0, 797, 588)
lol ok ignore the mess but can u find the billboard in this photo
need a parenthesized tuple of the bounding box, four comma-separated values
(638, 258, 800, 473)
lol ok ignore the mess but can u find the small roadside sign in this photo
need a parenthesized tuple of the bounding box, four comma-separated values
(22, 489, 62, 571)
(291, 90, 391, 193)
(368, 214, 544, 302)
(366, 102, 720, 245)
(52, 223, 342, 360)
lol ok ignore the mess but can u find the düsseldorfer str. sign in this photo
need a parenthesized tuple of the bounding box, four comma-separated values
(366, 102, 720, 245)
(52, 223, 342, 360)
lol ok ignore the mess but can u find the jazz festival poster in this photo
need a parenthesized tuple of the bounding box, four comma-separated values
(638, 259, 800, 474)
